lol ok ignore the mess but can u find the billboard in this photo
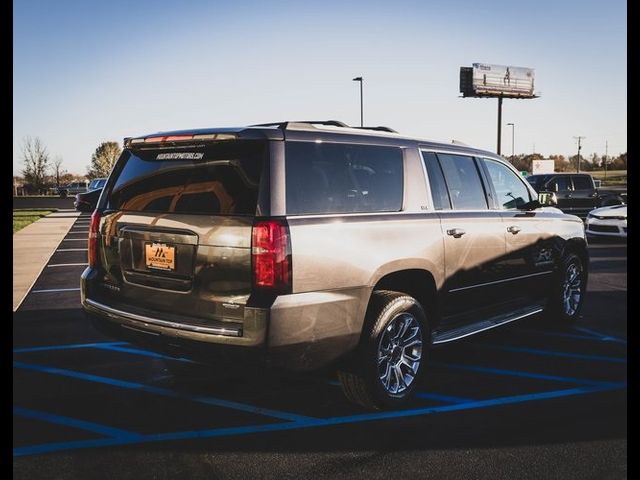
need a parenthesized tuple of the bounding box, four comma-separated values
(460, 63, 536, 98)
(532, 159, 555, 174)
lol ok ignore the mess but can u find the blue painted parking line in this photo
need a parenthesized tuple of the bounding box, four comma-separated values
(511, 328, 628, 344)
(14, 341, 127, 354)
(472, 343, 627, 364)
(573, 327, 627, 345)
(324, 378, 473, 404)
(432, 362, 625, 388)
(14, 407, 141, 440)
(414, 392, 473, 404)
(13, 383, 625, 457)
(13, 361, 314, 423)
(94, 344, 193, 363)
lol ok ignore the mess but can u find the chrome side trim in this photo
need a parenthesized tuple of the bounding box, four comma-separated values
(432, 306, 544, 345)
(449, 270, 552, 293)
(84, 298, 242, 337)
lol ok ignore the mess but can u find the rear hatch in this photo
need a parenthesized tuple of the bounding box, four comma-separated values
(91, 139, 268, 327)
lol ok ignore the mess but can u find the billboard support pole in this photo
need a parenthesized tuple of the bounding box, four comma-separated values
(497, 96, 503, 155)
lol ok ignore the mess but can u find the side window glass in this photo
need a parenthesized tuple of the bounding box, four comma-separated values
(571, 176, 592, 190)
(436, 154, 488, 210)
(549, 176, 571, 191)
(285, 142, 403, 215)
(421, 151, 451, 210)
(482, 159, 532, 209)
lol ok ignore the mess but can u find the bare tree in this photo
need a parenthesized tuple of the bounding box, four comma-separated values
(21, 136, 50, 193)
(51, 156, 66, 187)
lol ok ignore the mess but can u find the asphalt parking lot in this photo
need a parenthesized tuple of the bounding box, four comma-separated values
(12, 215, 627, 479)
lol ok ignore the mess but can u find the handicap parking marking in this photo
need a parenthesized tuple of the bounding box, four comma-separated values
(12, 336, 627, 458)
(13, 361, 315, 423)
(13, 382, 625, 458)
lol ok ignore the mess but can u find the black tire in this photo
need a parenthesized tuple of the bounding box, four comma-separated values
(59, 191, 67, 198)
(338, 290, 428, 410)
(543, 252, 587, 323)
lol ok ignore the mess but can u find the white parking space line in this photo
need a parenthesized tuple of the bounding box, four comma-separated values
(56, 248, 88, 252)
(47, 263, 88, 268)
(61, 239, 87, 242)
(31, 288, 81, 293)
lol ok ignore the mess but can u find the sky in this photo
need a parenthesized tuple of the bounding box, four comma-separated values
(13, 0, 626, 176)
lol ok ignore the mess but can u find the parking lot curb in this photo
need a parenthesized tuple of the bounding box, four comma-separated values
(13, 210, 81, 311)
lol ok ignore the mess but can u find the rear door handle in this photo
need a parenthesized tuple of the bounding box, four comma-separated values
(507, 225, 521, 235)
(446, 228, 466, 238)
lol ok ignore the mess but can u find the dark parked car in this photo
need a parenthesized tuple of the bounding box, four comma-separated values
(526, 173, 624, 218)
(74, 178, 107, 212)
(57, 181, 88, 198)
(82, 121, 588, 409)
(74, 188, 102, 212)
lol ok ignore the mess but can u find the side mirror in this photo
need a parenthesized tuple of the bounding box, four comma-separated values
(538, 191, 558, 207)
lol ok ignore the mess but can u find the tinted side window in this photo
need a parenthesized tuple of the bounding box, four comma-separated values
(548, 176, 571, 191)
(571, 175, 592, 190)
(482, 159, 532, 209)
(421, 151, 451, 210)
(285, 142, 403, 215)
(437, 154, 488, 210)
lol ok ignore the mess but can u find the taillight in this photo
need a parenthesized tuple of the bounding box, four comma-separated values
(251, 219, 291, 293)
(88, 210, 101, 268)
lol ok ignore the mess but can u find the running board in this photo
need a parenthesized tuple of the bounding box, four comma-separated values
(431, 304, 545, 344)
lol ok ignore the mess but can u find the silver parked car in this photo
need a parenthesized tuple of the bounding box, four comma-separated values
(81, 121, 588, 409)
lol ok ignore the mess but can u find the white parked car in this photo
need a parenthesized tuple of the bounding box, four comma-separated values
(586, 204, 627, 238)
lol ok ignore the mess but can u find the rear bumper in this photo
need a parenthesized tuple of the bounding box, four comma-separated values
(81, 268, 367, 371)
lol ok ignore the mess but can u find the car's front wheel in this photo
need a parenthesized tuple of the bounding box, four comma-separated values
(338, 290, 428, 410)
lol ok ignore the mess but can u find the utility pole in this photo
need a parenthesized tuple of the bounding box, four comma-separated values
(573, 136, 585, 173)
(604, 140, 608, 180)
(507, 123, 515, 157)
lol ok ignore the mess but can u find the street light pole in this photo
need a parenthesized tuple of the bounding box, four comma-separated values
(352, 76, 363, 127)
(573, 136, 585, 173)
(507, 123, 515, 158)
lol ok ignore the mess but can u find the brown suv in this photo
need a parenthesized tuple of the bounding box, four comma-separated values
(81, 121, 588, 409)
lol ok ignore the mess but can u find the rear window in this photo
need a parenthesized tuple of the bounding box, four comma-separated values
(285, 141, 403, 215)
(106, 141, 266, 215)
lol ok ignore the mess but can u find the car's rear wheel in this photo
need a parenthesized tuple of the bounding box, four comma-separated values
(338, 290, 428, 410)
(544, 252, 587, 323)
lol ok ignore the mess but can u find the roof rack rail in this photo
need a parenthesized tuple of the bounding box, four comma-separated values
(250, 121, 398, 134)
(251, 120, 349, 129)
(353, 126, 398, 133)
